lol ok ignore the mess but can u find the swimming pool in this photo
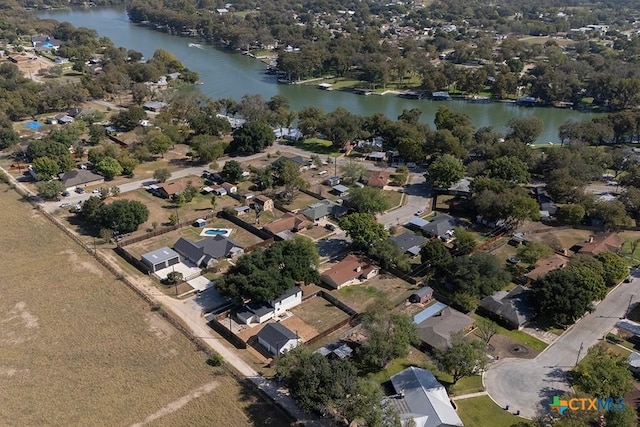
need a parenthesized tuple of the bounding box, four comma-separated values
(25, 121, 41, 130)
(199, 228, 232, 237)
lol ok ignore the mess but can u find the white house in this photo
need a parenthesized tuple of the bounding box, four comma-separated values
(257, 323, 300, 355)
(234, 287, 302, 325)
(221, 182, 238, 194)
(271, 287, 302, 316)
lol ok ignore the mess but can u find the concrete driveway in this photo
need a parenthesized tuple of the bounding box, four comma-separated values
(484, 274, 639, 418)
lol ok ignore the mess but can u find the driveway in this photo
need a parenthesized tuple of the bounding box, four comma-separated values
(484, 274, 639, 418)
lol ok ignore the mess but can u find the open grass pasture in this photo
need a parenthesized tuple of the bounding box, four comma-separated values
(0, 187, 291, 426)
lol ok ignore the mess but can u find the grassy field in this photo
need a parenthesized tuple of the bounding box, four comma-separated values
(335, 274, 414, 312)
(294, 138, 341, 156)
(0, 187, 292, 426)
(289, 294, 350, 334)
(456, 396, 525, 427)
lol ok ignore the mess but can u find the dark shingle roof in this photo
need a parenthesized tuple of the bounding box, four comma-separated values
(479, 285, 534, 328)
(174, 235, 241, 263)
(257, 323, 297, 348)
(389, 232, 427, 253)
(421, 214, 456, 238)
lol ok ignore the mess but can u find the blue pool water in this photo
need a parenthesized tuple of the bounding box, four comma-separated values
(25, 121, 41, 130)
(204, 229, 227, 236)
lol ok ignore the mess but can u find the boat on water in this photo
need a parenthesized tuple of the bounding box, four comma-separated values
(188, 43, 203, 49)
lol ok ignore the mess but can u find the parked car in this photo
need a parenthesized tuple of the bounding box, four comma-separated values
(75, 187, 84, 194)
(414, 210, 424, 216)
(59, 203, 70, 208)
(325, 223, 336, 231)
(61, 191, 70, 197)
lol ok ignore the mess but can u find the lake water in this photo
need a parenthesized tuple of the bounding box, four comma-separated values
(38, 7, 599, 143)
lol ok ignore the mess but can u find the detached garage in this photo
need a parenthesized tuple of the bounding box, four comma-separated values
(141, 247, 180, 273)
(257, 323, 300, 355)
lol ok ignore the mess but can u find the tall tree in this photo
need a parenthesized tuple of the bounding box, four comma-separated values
(436, 332, 487, 384)
(572, 343, 633, 398)
(425, 154, 465, 188)
(339, 213, 388, 249)
(229, 121, 275, 154)
(346, 187, 392, 215)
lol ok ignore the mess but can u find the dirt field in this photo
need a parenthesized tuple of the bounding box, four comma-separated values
(335, 273, 416, 312)
(0, 186, 292, 426)
(288, 294, 351, 337)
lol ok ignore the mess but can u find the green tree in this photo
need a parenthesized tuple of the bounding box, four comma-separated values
(556, 204, 586, 225)
(425, 154, 465, 188)
(452, 227, 477, 255)
(604, 405, 637, 427)
(191, 136, 225, 163)
(340, 159, 367, 185)
(369, 239, 411, 272)
(420, 239, 453, 274)
(229, 121, 275, 154)
(589, 201, 633, 231)
(449, 252, 511, 299)
(346, 187, 392, 214)
(597, 252, 629, 286)
(249, 166, 274, 190)
(339, 213, 388, 249)
(0, 126, 19, 150)
(144, 131, 173, 158)
(95, 157, 123, 180)
(153, 168, 171, 183)
(572, 343, 633, 398)
(116, 152, 139, 177)
(517, 241, 554, 264)
(357, 306, 418, 371)
(166, 271, 184, 285)
(111, 106, 146, 131)
(100, 199, 149, 234)
(486, 156, 530, 183)
(272, 158, 309, 198)
(320, 107, 362, 150)
(506, 117, 543, 145)
(436, 332, 488, 384)
(36, 180, 65, 200)
(32, 156, 60, 181)
(222, 160, 243, 183)
(79, 196, 105, 224)
(26, 140, 74, 173)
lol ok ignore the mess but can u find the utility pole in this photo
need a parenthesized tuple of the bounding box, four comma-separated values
(575, 342, 584, 367)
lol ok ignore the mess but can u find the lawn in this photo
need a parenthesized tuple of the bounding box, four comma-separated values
(0, 186, 292, 426)
(456, 396, 525, 427)
(335, 274, 415, 312)
(299, 224, 333, 241)
(384, 189, 404, 209)
(282, 191, 322, 211)
(472, 314, 548, 352)
(293, 138, 342, 156)
(289, 294, 350, 334)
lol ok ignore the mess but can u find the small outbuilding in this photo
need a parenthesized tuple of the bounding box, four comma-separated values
(193, 218, 207, 227)
(409, 286, 434, 304)
(257, 323, 300, 355)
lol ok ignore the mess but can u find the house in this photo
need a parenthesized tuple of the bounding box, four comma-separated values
(324, 176, 341, 186)
(235, 287, 302, 325)
(271, 286, 302, 316)
(321, 254, 379, 289)
(254, 195, 274, 212)
(301, 200, 348, 222)
(432, 91, 452, 100)
(141, 247, 181, 273)
(406, 217, 430, 231)
(390, 367, 464, 427)
(263, 212, 312, 237)
(524, 254, 569, 282)
(628, 352, 640, 375)
(234, 206, 250, 215)
(31, 35, 61, 51)
(578, 233, 624, 256)
(221, 182, 237, 194)
(365, 170, 390, 188)
(479, 286, 534, 330)
(277, 155, 310, 170)
(422, 214, 457, 242)
(54, 114, 75, 124)
(212, 185, 227, 197)
(143, 101, 167, 112)
(58, 169, 104, 191)
(389, 232, 427, 257)
(534, 187, 557, 218)
(157, 178, 202, 199)
(365, 151, 387, 162)
(174, 235, 243, 267)
(274, 128, 303, 141)
(436, 177, 473, 197)
(257, 323, 300, 355)
(415, 306, 475, 350)
(332, 184, 350, 196)
(409, 286, 434, 304)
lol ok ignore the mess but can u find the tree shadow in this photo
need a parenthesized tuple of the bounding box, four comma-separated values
(235, 377, 297, 427)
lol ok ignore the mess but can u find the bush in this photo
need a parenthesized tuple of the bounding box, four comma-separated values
(206, 353, 224, 366)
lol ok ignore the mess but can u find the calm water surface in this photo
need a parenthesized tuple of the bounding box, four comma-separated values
(38, 7, 599, 143)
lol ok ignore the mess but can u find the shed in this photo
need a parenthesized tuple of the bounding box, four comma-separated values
(409, 286, 434, 304)
(141, 247, 181, 273)
(193, 218, 207, 227)
(234, 206, 250, 215)
(332, 184, 349, 196)
(325, 176, 341, 186)
(257, 323, 300, 355)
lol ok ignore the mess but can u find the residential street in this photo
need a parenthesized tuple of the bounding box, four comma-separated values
(484, 274, 639, 418)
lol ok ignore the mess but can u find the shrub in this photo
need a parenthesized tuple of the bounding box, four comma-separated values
(206, 353, 224, 366)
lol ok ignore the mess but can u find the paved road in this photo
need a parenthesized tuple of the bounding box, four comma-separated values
(378, 174, 431, 227)
(484, 274, 639, 418)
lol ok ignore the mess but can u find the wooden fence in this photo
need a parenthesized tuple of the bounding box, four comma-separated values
(117, 212, 217, 247)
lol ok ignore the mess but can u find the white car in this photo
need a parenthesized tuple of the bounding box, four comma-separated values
(92, 189, 100, 194)
(414, 210, 425, 216)
(59, 203, 70, 208)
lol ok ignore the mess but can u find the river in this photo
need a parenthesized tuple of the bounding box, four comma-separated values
(38, 7, 598, 143)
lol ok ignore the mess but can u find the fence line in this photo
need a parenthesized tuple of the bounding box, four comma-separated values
(118, 212, 217, 247)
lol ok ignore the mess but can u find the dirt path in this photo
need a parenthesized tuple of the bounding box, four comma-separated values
(131, 381, 219, 427)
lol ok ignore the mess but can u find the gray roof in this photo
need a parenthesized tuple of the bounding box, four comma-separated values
(301, 200, 348, 221)
(257, 323, 298, 348)
(417, 307, 474, 350)
(479, 285, 534, 328)
(629, 352, 640, 369)
(174, 235, 241, 264)
(389, 232, 427, 254)
(141, 247, 180, 266)
(413, 286, 434, 299)
(407, 217, 430, 229)
(422, 214, 457, 238)
(143, 101, 167, 110)
(58, 169, 103, 187)
(246, 302, 273, 317)
(390, 367, 463, 427)
(332, 184, 349, 193)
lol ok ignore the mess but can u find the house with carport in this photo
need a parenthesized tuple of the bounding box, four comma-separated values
(414, 303, 475, 351)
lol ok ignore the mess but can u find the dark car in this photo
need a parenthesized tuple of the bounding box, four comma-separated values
(61, 191, 70, 197)
(75, 187, 84, 194)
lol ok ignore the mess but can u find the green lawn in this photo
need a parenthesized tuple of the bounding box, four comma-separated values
(294, 138, 341, 156)
(472, 314, 548, 352)
(456, 396, 525, 427)
(384, 190, 403, 209)
(621, 239, 640, 265)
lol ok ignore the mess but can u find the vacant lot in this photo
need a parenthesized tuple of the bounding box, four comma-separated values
(335, 273, 415, 312)
(288, 294, 351, 336)
(0, 187, 291, 426)
(125, 217, 265, 258)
